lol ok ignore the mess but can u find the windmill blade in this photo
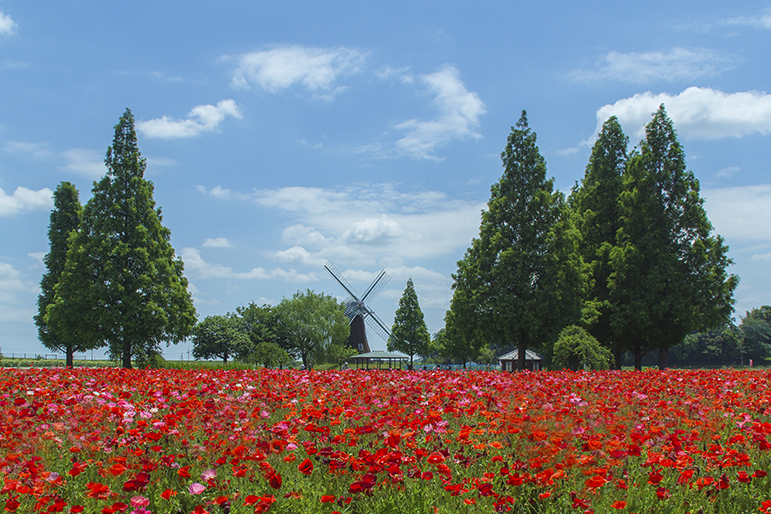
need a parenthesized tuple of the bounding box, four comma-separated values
(324, 261, 361, 302)
(362, 305, 392, 342)
(344, 301, 361, 321)
(361, 269, 390, 302)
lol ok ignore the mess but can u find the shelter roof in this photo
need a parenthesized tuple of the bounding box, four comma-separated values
(498, 349, 543, 361)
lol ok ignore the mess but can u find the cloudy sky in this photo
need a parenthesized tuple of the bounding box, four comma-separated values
(1, 2, 770, 359)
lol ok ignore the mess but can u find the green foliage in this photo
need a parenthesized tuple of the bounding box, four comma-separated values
(569, 117, 628, 365)
(388, 278, 431, 368)
(740, 306, 771, 363)
(236, 302, 285, 350)
(552, 325, 613, 370)
(35, 181, 90, 367)
(449, 111, 588, 371)
(477, 345, 497, 368)
(248, 340, 293, 368)
(608, 105, 738, 370)
(191, 313, 251, 364)
(45, 109, 196, 368)
(275, 289, 350, 370)
(325, 343, 358, 367)
(669, 324, 743, 367)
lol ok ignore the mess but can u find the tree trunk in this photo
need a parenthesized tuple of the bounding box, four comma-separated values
(612, 345, 623, 370)
(658, 347, 668, 370)
(122, 341, 132, 369)
(66, 346, 74, 368)
(634, 342, 642, 371)
(518, 341, 526, 372)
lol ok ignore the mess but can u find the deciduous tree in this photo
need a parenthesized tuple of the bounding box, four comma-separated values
(275, 289, 349, 370)
(191, 313, 251, 364)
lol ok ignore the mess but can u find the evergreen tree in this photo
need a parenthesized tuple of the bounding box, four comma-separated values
(609, 105, 738, 369)
(570, 116, 628, 367)
(388, 278, 430, 368)
(46, 109, 197, 368)
(449, 111, 588, 370)
(35, 182, 92, 367)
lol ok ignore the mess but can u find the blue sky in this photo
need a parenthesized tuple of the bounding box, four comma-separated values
(1, 2, 770, 359)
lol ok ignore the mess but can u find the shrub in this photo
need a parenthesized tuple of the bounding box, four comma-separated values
(552, 325, 612, 370)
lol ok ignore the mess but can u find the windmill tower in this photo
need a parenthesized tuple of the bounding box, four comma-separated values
(324, 261, 392, 353)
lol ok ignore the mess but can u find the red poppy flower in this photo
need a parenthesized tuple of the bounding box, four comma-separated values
(298, 458, 314, 475)
(268, 472, 282, 489)
(427, 451, 445, 465)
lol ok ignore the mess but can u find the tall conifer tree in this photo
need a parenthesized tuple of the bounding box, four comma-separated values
(46, 109, 196, 368)
(388, 278, 430, 368)
(35, 181, 90, 367)
(570, 116, 628, 367)
(609, 105, 737, 369)
(450, 111, 588, 370)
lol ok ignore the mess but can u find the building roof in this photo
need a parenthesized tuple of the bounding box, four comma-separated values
(349, 350, 410, 360)
(498, 349, 542, 361)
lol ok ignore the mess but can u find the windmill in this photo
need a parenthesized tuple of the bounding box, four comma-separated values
(324, 260, 392, 353)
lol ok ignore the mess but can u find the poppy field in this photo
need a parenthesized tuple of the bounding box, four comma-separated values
(2, 368, 771, 513)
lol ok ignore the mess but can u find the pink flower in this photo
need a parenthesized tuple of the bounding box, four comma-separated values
(189, 482, 206, 495)
(130, 496, 150, 507)
(201, 468, 217, 481)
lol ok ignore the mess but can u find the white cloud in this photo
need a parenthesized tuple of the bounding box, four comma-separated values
(570, 48, 734, 83)
(702, 184, 771, 243)
(395, 66, 486, 160)
(0, 262, 26, 304)
(251, 184, 484, 262)
(198, 183, 484, 264)
(716, 166, 740, 178)
(195, 185, 251, 201)
(0, 9, 18, 37)
(181, 247, 317, 282)
(342, 215, 400, 245)
(202, 238, 233, 248)
(58, 148, 105, 177)
(2, 141, 51, 159)
(137, 100, 242, 139)
(281, 224, 329, 247)
(0, 187, 53, 216)
(275, 246, 327, 267)
(230, 45, 366, 99)
(592, 87, 771, 141)
(725, 9, 771, 29)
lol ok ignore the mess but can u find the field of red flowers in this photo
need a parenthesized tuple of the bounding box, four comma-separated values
(2, 368, 771, 514)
